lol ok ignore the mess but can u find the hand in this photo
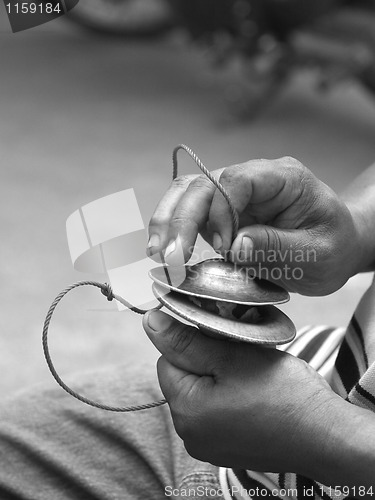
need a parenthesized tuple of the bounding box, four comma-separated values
(142, 310, 340, 476)
(147, 156, 362, 295)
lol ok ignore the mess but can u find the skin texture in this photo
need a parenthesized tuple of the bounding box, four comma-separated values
(144, 157, 375, 493)
(147, 157, 366, 295)
(143, 310, 375, 493)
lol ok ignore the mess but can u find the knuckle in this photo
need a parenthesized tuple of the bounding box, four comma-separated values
(264, 226, 283, 253)
(218, 161, 259, 190)
(241, 159, 262, 170)
(170, 214, 198, 231)
(172, 174, 196, 189)
(169, 323, 195, 355)
(219, 165, 241, 184)
(208, 346, 236, 376)
(148, 215, 165, 229)
(278, 155, 304, 171)
(188, 174, 214, 191)
(278, 156, 309, 184)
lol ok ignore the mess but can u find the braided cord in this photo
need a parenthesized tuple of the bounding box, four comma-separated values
(172, 144, 239, 240)
(43, 145, 239, 412)
(42, 281, 165, 412)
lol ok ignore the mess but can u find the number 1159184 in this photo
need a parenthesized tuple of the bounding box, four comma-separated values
(6, 3, 62, 14)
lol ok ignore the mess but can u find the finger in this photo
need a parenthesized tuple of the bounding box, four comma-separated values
(165, 168, 226, 263)
(208, 158, 304, 252)
(229, 225, 312, 290)
(156, 355, 200, 403)
(165, 175, 218, 262)
(143, 310, 232, 376)
(147, 174, 197, 257)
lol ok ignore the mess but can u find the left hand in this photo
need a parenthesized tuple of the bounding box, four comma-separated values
(146, 158, 361, 296)
(142, 309, 342, 476)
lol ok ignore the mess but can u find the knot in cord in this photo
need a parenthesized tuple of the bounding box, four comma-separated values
(43, 145, 239, 412)
(101, 283, 114, 302)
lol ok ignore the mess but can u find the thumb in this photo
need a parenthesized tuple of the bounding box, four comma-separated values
(229, 225, 313, 283)
(143, 310, 234, 377)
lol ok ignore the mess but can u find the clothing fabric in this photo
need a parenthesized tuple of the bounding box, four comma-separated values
(0, 276, 374, 499)
(0, 363, 220, 499)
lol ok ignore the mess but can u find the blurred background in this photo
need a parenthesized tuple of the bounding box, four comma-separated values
(1, 0, 375, 404)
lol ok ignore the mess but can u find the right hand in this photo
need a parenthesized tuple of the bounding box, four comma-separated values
(147, 156, 362, 296)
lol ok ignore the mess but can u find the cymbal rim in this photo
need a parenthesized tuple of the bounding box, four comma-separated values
(152, 283, 296, 346)
(149, 263, 290, 306)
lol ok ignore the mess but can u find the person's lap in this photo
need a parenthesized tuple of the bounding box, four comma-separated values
(0, 362, 220, 500)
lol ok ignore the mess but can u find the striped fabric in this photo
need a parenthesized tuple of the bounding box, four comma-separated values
(219, 275, 375, 500)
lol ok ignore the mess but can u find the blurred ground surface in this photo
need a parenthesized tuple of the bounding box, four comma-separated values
(1, 6, 375, 400)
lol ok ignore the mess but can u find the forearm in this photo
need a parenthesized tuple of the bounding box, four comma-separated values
(342, 163, 375, 273)
(299, 394, 375, 497)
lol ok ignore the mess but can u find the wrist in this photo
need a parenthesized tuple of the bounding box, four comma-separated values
(296, 393, 375, 492)
(290, 390, 341, 479)
(344, 200, 375, 274)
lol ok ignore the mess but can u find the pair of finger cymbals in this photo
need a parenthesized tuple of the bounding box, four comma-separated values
(149, 259, 296, 346)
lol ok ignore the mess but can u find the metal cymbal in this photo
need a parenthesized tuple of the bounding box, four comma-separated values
(152, 284, 296, 345)
(149, 259, 289, 306)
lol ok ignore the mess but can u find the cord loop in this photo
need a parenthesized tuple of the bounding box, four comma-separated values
(43, 145, 239, 412)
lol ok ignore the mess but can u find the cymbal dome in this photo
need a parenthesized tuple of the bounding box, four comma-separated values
(149, 258, 289, 305)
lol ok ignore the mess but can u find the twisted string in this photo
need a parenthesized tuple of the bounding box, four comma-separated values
(172, 144, 239, 240)
(42, 281, 165, 412)
(43, 145, 239, 412)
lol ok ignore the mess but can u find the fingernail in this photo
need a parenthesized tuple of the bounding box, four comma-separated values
(164, 239, 176, 259)
(241, 236, 253, 259)
(147, 234, 160, 250)
(213, 232, 223, 252)
(147, 310, 172, 332)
